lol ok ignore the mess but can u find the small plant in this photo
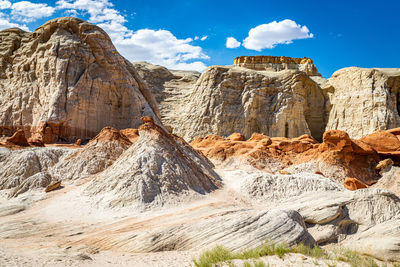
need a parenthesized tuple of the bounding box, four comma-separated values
(253, 260, 267, 267)
(192, 240, 387, 267)
(192, 245, 233, 267)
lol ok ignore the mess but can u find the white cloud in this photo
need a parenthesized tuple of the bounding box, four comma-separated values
(226, 37, 241, 48)
(0, 0, 11, 9)
(194, 35, 207, 41)
(56, 0, 209, 71)
(11, 1, 55, 22)
(242, 19, 313, 51)
(0, 15, 29, 31)
(114, 29, 208, 71)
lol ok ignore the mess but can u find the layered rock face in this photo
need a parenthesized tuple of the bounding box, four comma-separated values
(234, 56, 320, 76)
(174, 65, 325, 141)
(132, 61, 200, 133)
(0, 17, 160, 143)
(324, 67, 400, 138)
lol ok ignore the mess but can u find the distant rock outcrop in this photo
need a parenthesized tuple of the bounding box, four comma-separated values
(0, 17, 160, 143)
(324, 67, 400, 139)
(234, 56, 320, 76)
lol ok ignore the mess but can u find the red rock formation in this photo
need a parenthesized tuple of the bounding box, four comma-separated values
(344, 177, 368, 191)
(191, 129, 382, 185)
(5, 129, 29, 147)
(360, 130, 400, 152)
(91, 127, 132, 145)
(227, 133, 246, 141)
(120, 129, 140, 143)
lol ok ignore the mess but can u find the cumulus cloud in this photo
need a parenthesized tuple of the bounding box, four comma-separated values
(242, 19, 313, 51)
(11, 1, 55, 22)
(115, 29, 208, 71)
(55, 0, 208, 71)
(0, 15, 29, 31)
(226, 37, 241, 48)
(0, 0, 11, 9)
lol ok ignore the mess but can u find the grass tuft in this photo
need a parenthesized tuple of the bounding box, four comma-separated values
(192, 240, 396, 267)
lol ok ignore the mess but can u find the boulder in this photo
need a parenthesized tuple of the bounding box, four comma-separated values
(44, 180, 61, 193)
(5, 129, 28, 147)
(360, 130, 400, 152)
(344, 177, 368, 191)
(227, 133, 245, 141)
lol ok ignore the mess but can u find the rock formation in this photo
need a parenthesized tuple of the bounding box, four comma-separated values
(132, 61, 200, 133)
(0, 17, 160, 143)
(0, 147, 73, 197)
(5, 129, 29, 147)
(172, 65, 326, 141)
(48, 126, 133, 181)
(191, 129, 382, 184)
(278, 189, 400, 261)
(234, 55, 320, 76)
(85, 118, 222, 210)
(324, 67, 400, 138)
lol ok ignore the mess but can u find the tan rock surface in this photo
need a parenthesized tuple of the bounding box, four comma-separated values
(234, 55, 320, 76)
(325, 67, 400, 139)
(173, 65, 325, 141)
(132, 61, 200, 132)
(0, 17, 160, 143)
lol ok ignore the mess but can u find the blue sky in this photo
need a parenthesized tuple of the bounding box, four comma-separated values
(0, 0, 398, 77)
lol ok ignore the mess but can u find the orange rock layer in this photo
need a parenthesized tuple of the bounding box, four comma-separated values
(191, 128, 400, 188)
(234, 55, 313, 65)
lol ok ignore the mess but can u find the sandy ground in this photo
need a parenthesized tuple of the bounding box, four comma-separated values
(0, 245, 199, 267)
(0, 169, 251, 267)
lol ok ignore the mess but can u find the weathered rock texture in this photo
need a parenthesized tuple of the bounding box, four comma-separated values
(324, 67, 400, 138)
(48, 126, 133, 181)
(85, 119, 222, 210)
(0, 17, 160, 143)
(173, 65, 326, 141)
(132, 61, 200, 133)
(0, 147, 73, 197)
(234, 56, 320, 76)
(191, 129, 381, 184)
(278, 189, 400, 261)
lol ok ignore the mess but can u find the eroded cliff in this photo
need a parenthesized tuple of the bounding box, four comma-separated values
(0, 17, 160, 143)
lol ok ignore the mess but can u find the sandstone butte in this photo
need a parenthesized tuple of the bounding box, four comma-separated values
(0, 17, 161, 144)
(233, 55, 319, 75)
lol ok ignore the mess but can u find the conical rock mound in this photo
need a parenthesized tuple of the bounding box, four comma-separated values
(85, 119, 222, 210)
(0, 17, 160, 143)
(50, 127, 133, 181)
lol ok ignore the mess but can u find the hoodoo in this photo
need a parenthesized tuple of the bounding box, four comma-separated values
(0, 17, 160, 143)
